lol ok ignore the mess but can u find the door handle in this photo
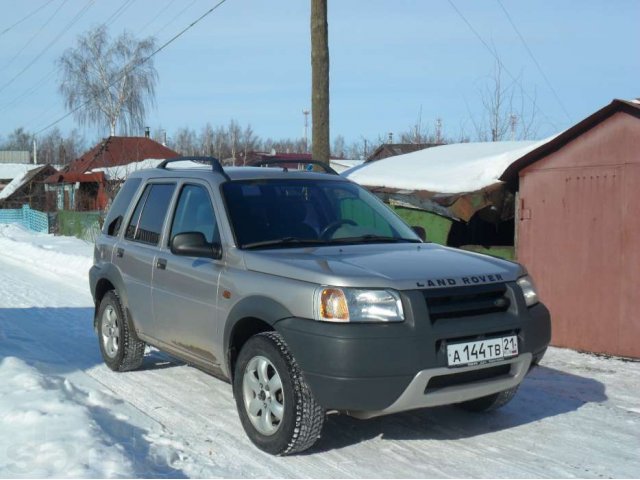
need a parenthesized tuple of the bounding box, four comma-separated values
(116, 247, 124, 258)
(156, 258, 167, 270)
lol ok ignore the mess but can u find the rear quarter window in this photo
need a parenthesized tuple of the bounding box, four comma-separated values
(102, 178, 142, 237)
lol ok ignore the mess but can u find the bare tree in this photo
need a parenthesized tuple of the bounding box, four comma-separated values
(2, 127, 32, 151)
(332, 135, 346, 158)
(173, 127, 198, 156)
(311, 0, 330, 164)
(469, 61, 539, 141)
(200, 123, 215, 156)
(58, 25, 157, 136)
(38, 127, 85, 165)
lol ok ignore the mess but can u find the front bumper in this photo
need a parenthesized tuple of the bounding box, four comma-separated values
(274, 288, 550, 414)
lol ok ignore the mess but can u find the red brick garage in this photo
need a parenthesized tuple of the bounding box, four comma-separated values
(502, 99, 640, 358)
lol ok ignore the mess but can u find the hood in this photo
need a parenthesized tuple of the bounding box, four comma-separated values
(242, 243, 522, 290)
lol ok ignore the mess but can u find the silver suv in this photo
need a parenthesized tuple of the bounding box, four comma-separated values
(90, 157, 551, 455)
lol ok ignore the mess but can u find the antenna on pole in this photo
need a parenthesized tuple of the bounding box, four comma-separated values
(303, 109, 310, 153)
(435, 118, 443, 144)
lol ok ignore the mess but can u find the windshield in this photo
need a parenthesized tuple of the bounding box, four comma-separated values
(222, 179, 421, 249)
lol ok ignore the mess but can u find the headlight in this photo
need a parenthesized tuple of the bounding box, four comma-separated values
(314, 287, 405, 323)
(517, 275, 539, 307)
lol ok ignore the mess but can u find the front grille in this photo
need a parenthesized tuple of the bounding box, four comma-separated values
(425, 364, 511, 393)
(423, 283, 510, 321)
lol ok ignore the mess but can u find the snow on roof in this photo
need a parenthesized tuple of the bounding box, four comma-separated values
(343, 139, 554, 194)
(0, 164, 60, 199)
(0, 170, 30, 200)
(330, 159, 363, 173)
(0, 163, 34, 181)
(90, 158, 166, 180)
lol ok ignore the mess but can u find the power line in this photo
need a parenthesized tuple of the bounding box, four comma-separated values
(0, 1, 95, 96)
(139, 0, 179, 35)
(0, 0, 68, 73)
(496, 0, 572, 123)
(103, 0, 136, 26)
(446, 0, 558, 131)
(0, 0, 56, 38)
(152, 0, 199, 38)
(35, 0, 229, 136)
(0, 0, 143, 117)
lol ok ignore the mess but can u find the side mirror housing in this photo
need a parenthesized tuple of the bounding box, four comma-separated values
(412, 226, 427, 242)
(171, 232, 222, 259)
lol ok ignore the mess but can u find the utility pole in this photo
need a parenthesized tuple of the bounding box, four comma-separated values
(303, 109, 310, 153)
(311, 0, 330, 164)
(32, 136, 37, 164)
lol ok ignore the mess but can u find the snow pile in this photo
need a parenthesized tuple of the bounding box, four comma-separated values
(0, 224, 92, 283)
(0, 357, 135, 477)
(344, 139, 554, 194)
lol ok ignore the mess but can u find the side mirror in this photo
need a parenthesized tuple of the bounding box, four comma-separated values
(171, 232, 222, 259)
(412, 226, 427, 242)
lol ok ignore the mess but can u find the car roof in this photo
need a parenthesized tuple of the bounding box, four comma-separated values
(128, 165, 348, 184)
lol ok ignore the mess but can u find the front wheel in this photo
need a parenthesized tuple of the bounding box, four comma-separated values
(457, 385, 519, 412)
(233, 332, 325, 455)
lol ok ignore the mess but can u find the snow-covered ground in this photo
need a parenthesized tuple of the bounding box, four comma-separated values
(0, 224, 638, 478)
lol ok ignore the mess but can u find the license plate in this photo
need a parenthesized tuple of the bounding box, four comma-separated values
(447, 335, 518, 367)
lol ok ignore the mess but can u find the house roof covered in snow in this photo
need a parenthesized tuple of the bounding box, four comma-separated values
(0, 163, 36, 181)
(46, 136, 179, 183)
(344, 139, 553, 195)
(0, 164, 58, 201)
(366, 143, 443, 162)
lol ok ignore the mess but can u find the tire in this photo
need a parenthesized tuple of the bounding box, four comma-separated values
(97, 290, 145, 372)
(233, 331, 324, 455)
(457, 385, 519, 412)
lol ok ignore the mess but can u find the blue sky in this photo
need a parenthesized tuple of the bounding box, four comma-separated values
(0, 0, 638, 146)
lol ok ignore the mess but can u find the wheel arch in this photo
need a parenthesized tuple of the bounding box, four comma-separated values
(223, 296, 293, 379)
(92, 265, 130, 331)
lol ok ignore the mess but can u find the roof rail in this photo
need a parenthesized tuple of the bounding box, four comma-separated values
(251, 159, 339, 175)
(157, 156, 230, 180)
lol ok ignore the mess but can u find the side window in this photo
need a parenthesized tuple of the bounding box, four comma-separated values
(125, 183, 176, 246)
(170, 184, 219, 244)
(103, 178, 142, 237)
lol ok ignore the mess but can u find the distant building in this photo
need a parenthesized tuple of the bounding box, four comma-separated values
(0, 164, 58, 211)
(366, 143, 442, 163)
(0, 151, 30, 164)
(44, 136, 178, 211)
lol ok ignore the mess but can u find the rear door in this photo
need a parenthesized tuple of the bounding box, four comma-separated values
(151, 182, 223, 365)
(114, 181, 176, 337)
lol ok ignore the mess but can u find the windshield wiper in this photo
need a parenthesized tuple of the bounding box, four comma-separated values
(242, 237, 330, 249)
(330, 235, 422, 244)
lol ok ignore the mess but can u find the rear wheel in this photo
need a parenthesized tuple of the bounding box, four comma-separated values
(233, 332, 324, 455)
(457, 385, 519, 412)
(97, 291, 145, 372)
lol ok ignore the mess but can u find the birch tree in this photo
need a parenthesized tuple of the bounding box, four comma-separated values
(58, 26, 157, 136)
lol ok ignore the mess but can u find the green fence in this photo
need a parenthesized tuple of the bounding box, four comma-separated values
(56, 210, 102, 242)
(0, 205, 49, 233)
